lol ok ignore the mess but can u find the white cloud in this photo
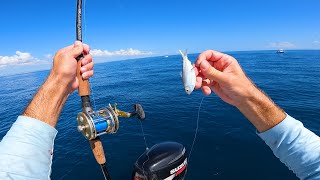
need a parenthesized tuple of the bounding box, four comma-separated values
(91, 48, 153, 57)
(313, 40, 320, 46)
(0, 51, 40, 67)
(44, 54, 53, 59)
(268, 42, 296, 49)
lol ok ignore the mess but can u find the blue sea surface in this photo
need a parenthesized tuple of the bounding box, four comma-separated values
(1, 50, 320, 179)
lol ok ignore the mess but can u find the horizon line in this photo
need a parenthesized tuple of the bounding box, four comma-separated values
(1, 49, 319, 78)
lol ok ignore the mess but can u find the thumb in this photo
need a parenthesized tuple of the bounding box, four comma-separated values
(70, 41, 84, 58)
(200, 60, 226, 83)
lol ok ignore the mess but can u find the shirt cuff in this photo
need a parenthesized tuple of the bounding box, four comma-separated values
(257, 114, 304, 149)
(14, 115, 58, 139)
(257, 114, 302, 146)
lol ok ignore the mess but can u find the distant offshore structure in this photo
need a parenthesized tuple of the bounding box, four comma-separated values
(276, 49, 285, 53)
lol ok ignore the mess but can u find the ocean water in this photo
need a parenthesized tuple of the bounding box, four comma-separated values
(0, 50, 320, 179)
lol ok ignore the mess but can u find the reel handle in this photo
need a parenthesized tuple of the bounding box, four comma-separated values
(116, 104, 146, 120)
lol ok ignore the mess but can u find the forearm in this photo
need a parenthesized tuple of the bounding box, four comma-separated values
(236, 86, 286, 132)
(23, 72, 69, 127)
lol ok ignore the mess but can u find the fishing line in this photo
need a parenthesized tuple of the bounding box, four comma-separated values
(59, 162, 80, 180)
(83, 0, 87, 42)
(58, 137, 88, 180)
(139, 120, 149, 151)
(137, 120, 149, 178)
(188, 96, 205, 163)
(138, 84, 149, 177)
(139, 146, 150, 178)
(89, 81, 97, 111)
(134, 64, 149, 151)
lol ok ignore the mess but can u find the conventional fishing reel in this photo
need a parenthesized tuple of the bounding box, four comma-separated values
(76, 103, 145, 140)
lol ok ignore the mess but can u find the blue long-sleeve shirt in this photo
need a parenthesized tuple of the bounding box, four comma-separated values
(258, 114, 320, 179)
(0, 116, 57, 179)
(0, 114, 319, 179)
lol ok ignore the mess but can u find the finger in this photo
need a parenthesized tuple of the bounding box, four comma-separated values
(195, 76, 203, 89)
(83, 43, 90, 55)
(195, 71, 205, 89)
(199, 79, 212, 95)
(200, 60, 226, 83)
(202, 78, 211, 86)
(201, 86, 212, 96)
(80, 62, 94, 73)
(195, 50, 226, 67)
(70, 41, 84, 58)
(81, 54, 93, 66)
(194, 66, 200, 76)
(82, 70, 94, 79)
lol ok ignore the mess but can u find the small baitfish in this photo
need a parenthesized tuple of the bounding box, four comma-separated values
(179, 50, 196, 95)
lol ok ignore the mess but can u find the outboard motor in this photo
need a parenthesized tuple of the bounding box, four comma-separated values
(133, 142, 187, 180)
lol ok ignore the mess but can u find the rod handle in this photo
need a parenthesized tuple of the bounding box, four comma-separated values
(89, 138, 106, 165)
(77, 57, 90, 96)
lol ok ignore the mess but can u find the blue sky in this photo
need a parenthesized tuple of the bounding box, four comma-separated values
(0, 0, 319, 76)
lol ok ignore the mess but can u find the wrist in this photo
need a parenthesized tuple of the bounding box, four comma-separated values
(48, 71, 74, 94)
(235, 85, 262, 109)
(231, 82, 258, 108)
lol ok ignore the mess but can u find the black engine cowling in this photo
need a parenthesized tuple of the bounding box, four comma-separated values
(133, 141, 187, 180)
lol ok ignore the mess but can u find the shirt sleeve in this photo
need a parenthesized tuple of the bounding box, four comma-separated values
(258, 114, 320, 180)
(0, 116, 57, 180)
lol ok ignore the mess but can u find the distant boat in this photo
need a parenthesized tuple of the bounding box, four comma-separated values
(164, 55, 169, 58)
(276, 49, 285, 53)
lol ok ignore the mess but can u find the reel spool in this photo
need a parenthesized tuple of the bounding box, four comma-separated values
(77, 103, 145, 140)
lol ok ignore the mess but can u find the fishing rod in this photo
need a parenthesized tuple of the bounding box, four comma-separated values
(75, 0, 145, 179)
(76, 0, 110, 179)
